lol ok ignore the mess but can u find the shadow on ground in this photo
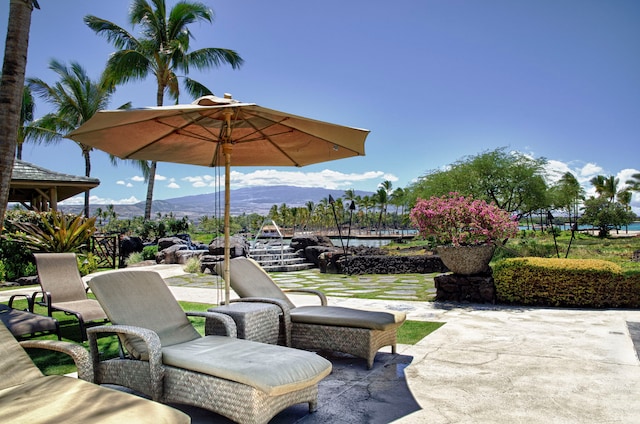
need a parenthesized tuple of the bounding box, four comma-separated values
(173, 351, 420, 424)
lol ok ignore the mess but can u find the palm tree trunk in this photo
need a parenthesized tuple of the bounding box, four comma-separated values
(0, 0, 35, 231)
(144, 161, 157, 220)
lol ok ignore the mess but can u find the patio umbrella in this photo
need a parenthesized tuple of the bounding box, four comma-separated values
(67, 94, 369, 304)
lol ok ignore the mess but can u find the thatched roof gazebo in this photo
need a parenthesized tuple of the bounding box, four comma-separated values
(9, 160, 100, 212)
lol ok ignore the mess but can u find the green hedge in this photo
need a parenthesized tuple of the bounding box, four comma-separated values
(493, 257, 640, 308)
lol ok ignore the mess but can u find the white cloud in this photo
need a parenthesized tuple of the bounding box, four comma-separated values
(131, 175, 145, 182)
(116, 180, 125, 185)
(60, 195, 140, 206)
(155, 173, 167, 181)
(180, 169, 395, 191)
(167, 178, 180, 189)
(578, 163, 603, 179)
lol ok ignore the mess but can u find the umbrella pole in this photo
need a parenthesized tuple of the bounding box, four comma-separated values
(223, 142, 232, 305)
(222, 109, 233, 306)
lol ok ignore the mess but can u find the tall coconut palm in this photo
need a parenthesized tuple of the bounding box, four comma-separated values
(589, 175, 607, 198)
(0, 0, 38, 231)
(16, 85, 36, 160)
(27, 60, 126, 217)
(626, 173, 640, 192)
(85, 0, 244, 221)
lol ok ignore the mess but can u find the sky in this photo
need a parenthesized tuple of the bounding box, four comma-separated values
(1, 0, 639, 213)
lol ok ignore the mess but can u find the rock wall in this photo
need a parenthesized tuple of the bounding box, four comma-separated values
(434, 273, 495, 303)
(320, 253, 448, 275)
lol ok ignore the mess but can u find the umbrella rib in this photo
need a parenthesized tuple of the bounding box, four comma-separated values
(124, 112, 222, 158)
(231, 111, 363, 160)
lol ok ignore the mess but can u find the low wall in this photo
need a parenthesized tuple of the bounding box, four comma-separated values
(321, 254, 448, 275)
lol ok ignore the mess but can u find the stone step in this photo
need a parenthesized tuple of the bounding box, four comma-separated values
(255, 257, 308, 267)
(249, 246, 315, 272)
(249, 252, 302, 261)
(261, 262, 316, 272)
(250, 247, 296, 255)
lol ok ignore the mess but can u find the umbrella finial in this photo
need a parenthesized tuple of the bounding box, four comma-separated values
(224, 93, 233, 99)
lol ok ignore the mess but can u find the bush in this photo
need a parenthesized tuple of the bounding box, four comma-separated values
(125, 252, 144, 266)
(77, 253, 100, 276)
(493, 257, 640, 308)
(142, 245, 158, 261)
(0, 260, 5, 282)
(183, 257, 202, 274)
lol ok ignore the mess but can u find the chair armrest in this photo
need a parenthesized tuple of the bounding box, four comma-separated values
(30, 290, 52, 314)
(187, 311, 238, 338)
(87, 325, 164, 401)
(19, 339, 93, 382)
(229, 297, 293, 346)
(8, 293, 33, 311)
(283, 288, 328, 306)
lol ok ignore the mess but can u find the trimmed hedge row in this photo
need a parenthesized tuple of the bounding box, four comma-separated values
(493, 257, 640, 308)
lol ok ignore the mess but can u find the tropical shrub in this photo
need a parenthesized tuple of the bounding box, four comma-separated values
(5, 211, 96, 253)
(410, 192, 519, 247)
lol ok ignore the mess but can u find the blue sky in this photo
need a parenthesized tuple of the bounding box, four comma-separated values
(1, 0, 639, 212)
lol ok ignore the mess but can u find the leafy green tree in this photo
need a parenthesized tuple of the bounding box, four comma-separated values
(408, 147, 549, 218)
(85, 0, 244, 221)
(579, 197, 636, 238)
(27, 60, 126, 217)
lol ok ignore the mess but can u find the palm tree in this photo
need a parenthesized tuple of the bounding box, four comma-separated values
(626, 173, 640, 192)
(554, 172, 584, 227)
(27, 60, 124, 217)
(0, 0, 38, 231)
(85, 0, 244, 221)
(603, 176, 619, 202)
(16, 85, 36, 160)
(590, 175, 607, 198)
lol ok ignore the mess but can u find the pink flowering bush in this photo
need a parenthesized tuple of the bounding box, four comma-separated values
(410, 193, 519, 247)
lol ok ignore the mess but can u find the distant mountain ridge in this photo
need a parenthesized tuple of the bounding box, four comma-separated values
(59, 185, 374, 219)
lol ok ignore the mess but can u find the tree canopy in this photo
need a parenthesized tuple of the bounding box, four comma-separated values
(407, 147, 548, 217)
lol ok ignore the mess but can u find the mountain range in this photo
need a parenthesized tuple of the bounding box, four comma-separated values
(59, 185, 374, 219)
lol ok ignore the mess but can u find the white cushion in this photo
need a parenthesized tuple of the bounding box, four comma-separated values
(162, 336, 332, 396)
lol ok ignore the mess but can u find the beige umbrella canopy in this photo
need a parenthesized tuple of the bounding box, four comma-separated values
(67, 94, 370, 303)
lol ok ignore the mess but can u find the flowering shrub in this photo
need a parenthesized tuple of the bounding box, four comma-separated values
(410, 193, 519, 246)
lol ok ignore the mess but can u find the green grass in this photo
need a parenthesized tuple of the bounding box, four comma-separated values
(397, 320, 444, 344)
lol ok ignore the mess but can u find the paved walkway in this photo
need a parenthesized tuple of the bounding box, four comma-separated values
(139, 265, 640, 423)
(3, 265, 640, 423)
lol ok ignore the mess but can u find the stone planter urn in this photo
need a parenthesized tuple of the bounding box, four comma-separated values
(436, 244, 496, 275)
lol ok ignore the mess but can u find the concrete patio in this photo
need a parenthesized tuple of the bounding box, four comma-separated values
(3, 265, 639, 423)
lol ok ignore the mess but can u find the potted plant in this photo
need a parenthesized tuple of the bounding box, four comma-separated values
(409, 193, 519, 275)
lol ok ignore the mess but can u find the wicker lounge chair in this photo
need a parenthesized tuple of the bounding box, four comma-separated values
(86, 269, 332, 424)
(221, 257, 407, 369)
(0, 321, 190, 424)
(32, 253, 108, 341)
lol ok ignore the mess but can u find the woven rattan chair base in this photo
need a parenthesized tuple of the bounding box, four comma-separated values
(96, 359, 318, 424)
(291, 323, 398, 369)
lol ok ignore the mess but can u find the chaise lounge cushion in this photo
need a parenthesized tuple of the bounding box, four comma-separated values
(0, 376, 189, 423)
(290, 306, 405, 330)
(162, 336, 331, 396)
